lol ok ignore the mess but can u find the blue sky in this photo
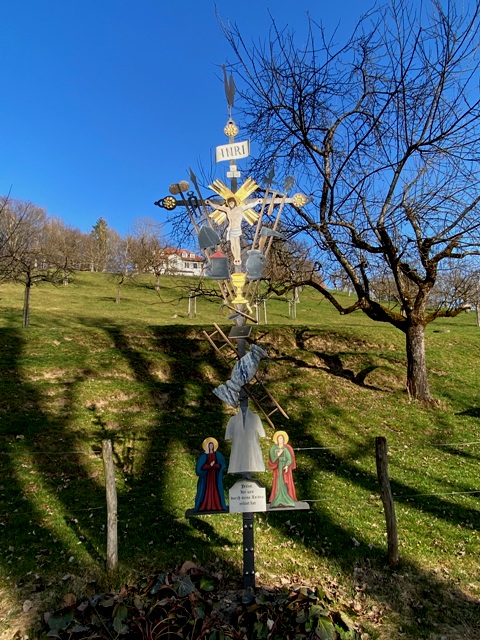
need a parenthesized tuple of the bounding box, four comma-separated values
(1, 0, 374, 239)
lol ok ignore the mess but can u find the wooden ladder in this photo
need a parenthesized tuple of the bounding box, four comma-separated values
(246, 378, 290, 429)
(204, 323, 289, 429)
(202, 323, 238, 364)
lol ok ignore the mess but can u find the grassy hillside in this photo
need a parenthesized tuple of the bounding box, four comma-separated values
(0, 273, 479, 639)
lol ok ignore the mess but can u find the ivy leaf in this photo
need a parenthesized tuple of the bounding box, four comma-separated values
(47, 611, 74, 632)
(316, 586, 327, 600)
(174, 575, 196, 597)
(253, 620, 269, 639)
(113, 616, 128, 634)
(194, 604, 206, 620)
(71, 625, 90, 633)
(199, 576, 215, 592)
(315, 616, 336, 640)
(113, 603, 128, 620)
(309, 604, 330, 619)
(335, 610, 356, 632)
(150, 574, 166, 594)
(113, 602, 129, 633)
(296, 609, 308, 624)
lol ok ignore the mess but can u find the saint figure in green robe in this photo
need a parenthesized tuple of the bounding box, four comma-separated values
(268, 431, 297, 508)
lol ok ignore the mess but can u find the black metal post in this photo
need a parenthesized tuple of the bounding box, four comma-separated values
(242, 511, 255, 588)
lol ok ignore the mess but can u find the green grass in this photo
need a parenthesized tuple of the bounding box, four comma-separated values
(0, 273, 479, 639)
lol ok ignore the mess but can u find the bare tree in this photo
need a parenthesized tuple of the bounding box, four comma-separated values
(464, 266, 480, 327)
(43, 217, 85, 284)
(0, 198, 70, 327)
(471, 278, 480, 327)
(0, 194, 37, 283)
(222, 0, 480, 402)
(109, 234, 136, 303)
(433, 264, 480, 326)
(428, 265, 476, 314)
(130, 217, 167, 291)
(264, 236, 317, 285)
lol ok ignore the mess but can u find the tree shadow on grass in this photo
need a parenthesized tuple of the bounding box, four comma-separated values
(271, 405, 480, 638)
(1, 323, 479, 639)
(0, 323, 239, 636)
(277, 352, 385, 390)
(263, 505, 480, 638)
(0, 327, 117, 633)
(266, 326, 395, 391)
(97, 323, 240, 568)
(101, 326, 480, 638)
(457, 407, 480, 418)
(433, 443, 480, 462)
(125, 327, 480, 638)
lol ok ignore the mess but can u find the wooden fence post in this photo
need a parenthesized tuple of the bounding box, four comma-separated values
(375, 436, 399, 566)
(102, 439, 118, 571)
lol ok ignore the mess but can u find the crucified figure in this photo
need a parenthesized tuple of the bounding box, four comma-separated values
(207, 196, 262, 265)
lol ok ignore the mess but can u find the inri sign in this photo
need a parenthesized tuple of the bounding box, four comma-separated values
(215, 140, 250, 163)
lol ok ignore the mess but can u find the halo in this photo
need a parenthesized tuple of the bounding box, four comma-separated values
(202, 437, 218, 452)
(272, 430, 289, 445)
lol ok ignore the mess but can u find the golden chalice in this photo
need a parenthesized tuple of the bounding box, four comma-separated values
(230, 272, 249, 306)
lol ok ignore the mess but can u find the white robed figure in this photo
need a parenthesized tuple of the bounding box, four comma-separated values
(225, 406, 265, 474)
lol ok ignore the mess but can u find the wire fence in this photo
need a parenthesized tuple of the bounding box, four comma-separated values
(3, 439, 479, 456)
(294, 440, 480, 450)
(1, 438, 479, 505)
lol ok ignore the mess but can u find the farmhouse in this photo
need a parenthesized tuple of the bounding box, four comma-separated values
(162, 248, 205, 277)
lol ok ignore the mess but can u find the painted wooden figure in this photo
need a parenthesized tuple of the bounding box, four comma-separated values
(268, 431, 297, 508)
(194, 437, 227, 512)
(225, 406, 265, 474)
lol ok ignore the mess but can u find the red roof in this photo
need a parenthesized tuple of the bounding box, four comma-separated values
(164, 248, 204, 262)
